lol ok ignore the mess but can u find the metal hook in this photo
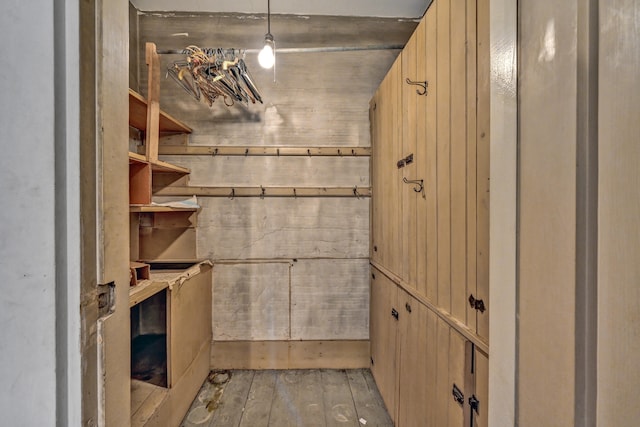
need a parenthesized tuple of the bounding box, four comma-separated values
(293, 188, 297, 199)
(260, 186, 265, 199)
(403, 177, 424, 193)
(212, 148, 219, 156)
(405, 78, 428, 96)
(353, 186, 361, 199)
(229, 188, 235, 200)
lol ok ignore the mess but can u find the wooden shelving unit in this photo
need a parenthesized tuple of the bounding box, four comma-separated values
(128, 42, 211, 427)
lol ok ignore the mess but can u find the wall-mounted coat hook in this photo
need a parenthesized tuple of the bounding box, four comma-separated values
(229, 188, 235, 200)
(403, 177, 424, 193)
(353, 186, 361, 199)
(405, 78, 428, 96)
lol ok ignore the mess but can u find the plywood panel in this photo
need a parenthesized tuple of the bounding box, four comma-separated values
(436, 0, 452, 313)
(450, 0, 469, 325)
(369, 268, 398, 423)
(159, 155, 370, 188)
(196, 197, 369, 260)
(212, 263, 290, 340)
(291, 259, 369, 340)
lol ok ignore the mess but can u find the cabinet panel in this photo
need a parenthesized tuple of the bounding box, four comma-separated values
(473, 349, 489, 427)
(371, 56, 403, 277)
(397, 287, 433, 427)
(370, 268, 399, 422)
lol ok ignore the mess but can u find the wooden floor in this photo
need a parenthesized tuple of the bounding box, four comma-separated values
(181, 369, 393, 427)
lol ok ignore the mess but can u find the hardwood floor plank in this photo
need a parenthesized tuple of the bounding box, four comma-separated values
(321, 370, 359, 427)
(185, 369, 391, 427)
(239, 370, 277, 427)
(268, 370, 326, 427)
(347, 369, 394, 426)
(207, 370, 255, 427)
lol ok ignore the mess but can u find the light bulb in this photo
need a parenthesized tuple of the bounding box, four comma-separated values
(258, 34, 275, 69)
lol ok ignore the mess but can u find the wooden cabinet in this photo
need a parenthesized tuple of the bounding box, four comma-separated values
(128, 42, 211, 427)
(369, 0, 490, 424)
(371, 267, 487, 426)
(370, 0, 488, 341)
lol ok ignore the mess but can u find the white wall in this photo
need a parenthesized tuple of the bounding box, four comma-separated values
(0, 1, 81, 426)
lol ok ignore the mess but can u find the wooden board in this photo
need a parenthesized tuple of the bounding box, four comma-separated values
(290, 259, 369, 340)
(450, 0, 469, 325)
(424, 2, 439, 304)
(210, 341, 370, 370)
(169, 264, 212, 387)
(158, 146, 371, 157)
(268, 370, 326, 426)
(465, 0, 479, 336)
(320, 370, 359, 426)
(401, 22, 420, 292)
(208, 370, 255, 427)
(144, 43, 161, 162)
(436, 0, 452, 313)
(157, 155, 369, 188)
(212, 263, 290, 341)
(139, 227, 197, 261)
(239, 370, 278, 427)
(346, 369, 394, 426)
(195, 198, 369, 260)
(476, 0, 491, 342)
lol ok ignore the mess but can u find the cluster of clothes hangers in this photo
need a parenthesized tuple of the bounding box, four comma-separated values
(167, 46, 263, 107)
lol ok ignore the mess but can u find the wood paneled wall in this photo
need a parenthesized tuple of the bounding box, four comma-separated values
(135, 12, 418, 367)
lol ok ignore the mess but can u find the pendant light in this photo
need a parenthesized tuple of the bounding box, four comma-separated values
(258, 0, 275, 69)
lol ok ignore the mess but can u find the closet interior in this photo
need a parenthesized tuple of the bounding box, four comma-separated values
(123, 0, 489, 424)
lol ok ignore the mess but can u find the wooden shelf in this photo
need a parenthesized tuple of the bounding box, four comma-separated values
(129, 89, 192, 134)
(129, 152, 148, 164)
(150, 159, 190, 174)
(129, 152, 191, 175)
(130, 205, 198, 213)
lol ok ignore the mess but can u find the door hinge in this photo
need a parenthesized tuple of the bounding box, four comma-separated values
(452, 384, 464, 405)
(97, 281, 116, 318)
(468, 294, 486, 313)
(469, 395, 480, 414)
(391, 308, 399, 321)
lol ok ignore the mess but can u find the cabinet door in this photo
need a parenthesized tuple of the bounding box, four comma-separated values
(370, 56, 403, 277)
(470, 349, 489, 427)
(434, 319, 469, 427)
(397, 288, 432, 427)
(370, 268, 399, 422)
